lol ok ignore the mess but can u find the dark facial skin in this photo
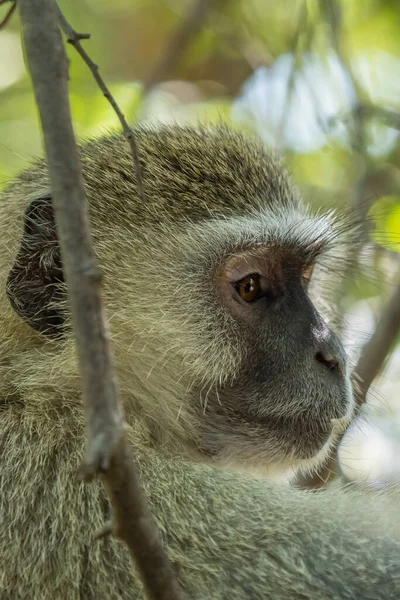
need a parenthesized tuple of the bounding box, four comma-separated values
(198, 246, 352, 467)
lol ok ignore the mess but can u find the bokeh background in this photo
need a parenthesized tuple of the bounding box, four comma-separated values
(1, 0, 399, 485)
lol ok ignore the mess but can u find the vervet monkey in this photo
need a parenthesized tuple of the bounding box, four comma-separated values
(0, 125, 399, 599)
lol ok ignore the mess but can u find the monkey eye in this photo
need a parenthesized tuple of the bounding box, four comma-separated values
(233, 273, 262, 302)
(302, 265, 315, 287)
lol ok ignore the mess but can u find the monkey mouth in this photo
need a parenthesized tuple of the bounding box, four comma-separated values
(246, 410, 333, 435)
(200, 412, 335, 467)
(235, 406, 341, 460)
(201, 404, 336, 463)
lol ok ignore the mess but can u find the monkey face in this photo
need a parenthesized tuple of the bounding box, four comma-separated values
(5, 128, 357, 478)
(202, 249, 353, 473)
(177, 210, 355, 475)
(6, 194, 354, 477)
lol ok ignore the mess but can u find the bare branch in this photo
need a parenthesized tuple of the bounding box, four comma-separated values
(277, 2, 309, 146)
(354, 272, 400, 404)
(17, 1, 181, 598)
(360, 104, 400, 131)
(0, 0, 16, 29)
(332, 104, 400, 134)
(143, 0, 224, 95)
(55, 3, 146, 204)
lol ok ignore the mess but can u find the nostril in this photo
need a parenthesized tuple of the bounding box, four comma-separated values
(315, 351, 340, 373)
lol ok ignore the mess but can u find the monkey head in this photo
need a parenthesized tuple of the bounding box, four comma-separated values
(6, 126, 355, 477)
(143, 203, 355, 476)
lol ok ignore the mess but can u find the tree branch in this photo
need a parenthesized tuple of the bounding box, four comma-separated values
(354, 272, 400, 404)
(55, 3, 146, 204)
(0, 0, 16, 29)
(17, 1, 180, 598)
(331, 104, 400, 134)
(143, 0, 224, 95)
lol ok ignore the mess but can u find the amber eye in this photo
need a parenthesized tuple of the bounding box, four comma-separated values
(234, 274, 261, 302)
(302, 265, 314, 287)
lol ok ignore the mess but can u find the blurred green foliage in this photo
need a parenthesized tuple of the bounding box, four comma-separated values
(371, 195, 400, 252)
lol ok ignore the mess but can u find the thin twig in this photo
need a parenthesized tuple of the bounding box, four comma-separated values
(17, 1, 181, 598)
(143, 0, 224, 95)
(277, 2, 309, 146)
(55, 3, 146, 204)
(360, 104, 400, 131)
(0, 0, 16, 29)
(332, 104, 400, 133)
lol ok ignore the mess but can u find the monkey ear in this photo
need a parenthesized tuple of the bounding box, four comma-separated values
(6, 193, 67, 337)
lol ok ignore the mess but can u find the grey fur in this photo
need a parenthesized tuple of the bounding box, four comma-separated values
(0, 124, 399, 599)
